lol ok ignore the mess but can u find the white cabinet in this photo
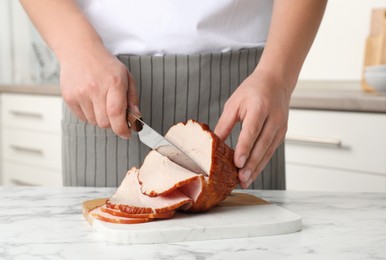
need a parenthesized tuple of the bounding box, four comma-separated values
(0, 93, 62, 186)
(285, 109, 386, 192)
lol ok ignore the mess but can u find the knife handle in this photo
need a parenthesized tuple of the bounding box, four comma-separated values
(126, 108, 144, 132)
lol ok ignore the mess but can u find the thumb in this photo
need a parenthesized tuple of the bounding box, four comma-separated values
(214, 105, 238, 141)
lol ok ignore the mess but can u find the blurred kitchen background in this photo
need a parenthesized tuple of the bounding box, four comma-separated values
(0, 1, 59, 84)
(0, 1, 385, 191)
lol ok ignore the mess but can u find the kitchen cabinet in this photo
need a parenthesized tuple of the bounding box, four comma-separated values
(0, 93, 62, 186)
(285, 109, 386, 192)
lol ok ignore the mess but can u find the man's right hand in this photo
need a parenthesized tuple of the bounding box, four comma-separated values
(19, 0, 139, 139)
(60, 45, 139, 139)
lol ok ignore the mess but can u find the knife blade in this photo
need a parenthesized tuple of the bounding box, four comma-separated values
(126, 109, 206, 176)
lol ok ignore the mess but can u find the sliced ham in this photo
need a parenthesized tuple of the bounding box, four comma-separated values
(165, 120, 239, 212)
(100, 204, 175, 219)
(107, 168, 192, 214)
(138, 150, 200, 196)
(93, 120, 239, 224)
(90, 207, 153, 224)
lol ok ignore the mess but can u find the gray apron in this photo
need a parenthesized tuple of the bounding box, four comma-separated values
(62, 48, 285, 189)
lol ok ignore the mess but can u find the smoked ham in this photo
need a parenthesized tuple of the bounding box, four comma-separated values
(90, 207, 153, 224)
(106, 168, 192, 214)
(165, 120, 239, 212)
(92, 120, 239, 224)
(138, 150, 200, 197)
(100, 204, 175, 219)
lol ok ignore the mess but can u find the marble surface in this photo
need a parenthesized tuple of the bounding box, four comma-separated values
(0, 187, 385, 260)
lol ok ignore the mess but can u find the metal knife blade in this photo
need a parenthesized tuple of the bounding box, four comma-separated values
(126, 109, 206, 176)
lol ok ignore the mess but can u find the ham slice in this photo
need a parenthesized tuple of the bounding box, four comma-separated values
(100, 204, 175, 219)
(165, 120, 239, 212)
(106, 168, 192, 214)
(138, 150, 200, 196)
(90, 207, 153, 224)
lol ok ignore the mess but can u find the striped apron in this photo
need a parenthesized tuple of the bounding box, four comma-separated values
(62, 48, 286, 189)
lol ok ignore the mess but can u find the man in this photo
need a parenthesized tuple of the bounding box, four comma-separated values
(20, 0, 327, 188)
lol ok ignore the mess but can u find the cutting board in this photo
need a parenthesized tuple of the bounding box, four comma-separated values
(82, 193, 302, 244)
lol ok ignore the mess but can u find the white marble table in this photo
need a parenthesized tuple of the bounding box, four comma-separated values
(0, 187, 385, 260)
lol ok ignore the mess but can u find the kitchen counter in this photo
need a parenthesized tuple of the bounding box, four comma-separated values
(0, 187, 385, 260)
(291, 81, 386, 113)
(0, 84, 61, 96)
(1, 81, 386, 113)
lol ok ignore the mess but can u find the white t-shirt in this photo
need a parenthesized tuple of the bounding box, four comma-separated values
(76, 0, 273, 55)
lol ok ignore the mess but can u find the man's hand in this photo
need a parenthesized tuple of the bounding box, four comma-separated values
(214, 70, 291, 188)
(19, 0, 140, 139)
(60, 45, 139, 139)
(215, 0, 327, 188)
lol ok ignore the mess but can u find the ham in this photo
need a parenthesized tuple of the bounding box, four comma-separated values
(100, 204, 175, 219)
(93, 120, 239, 224)
(138, 150, 200, 197)
(90, 206, 153, 224)
(106, 168, 192, 214)
(165, 120, 239, 212)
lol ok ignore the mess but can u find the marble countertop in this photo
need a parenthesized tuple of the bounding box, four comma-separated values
(0, 187, 385, 260)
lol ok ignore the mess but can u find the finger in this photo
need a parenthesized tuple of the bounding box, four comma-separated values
(240, 134, 285, 189)
(126, 72, 140, 112)
(234, 110, 266, 168)
(106, 85, 131, 139)
(78, 99, 97, 124)
(93, 91, 110, 128)
(62, 92, 88, 122)
(239, 126, 285, 188)
(214, 102, 238, 141)
(69, 103, 87, 122)
(239, 169, 259, 189)
(238, 118, 277, 182)
(253, 126, 287, 175)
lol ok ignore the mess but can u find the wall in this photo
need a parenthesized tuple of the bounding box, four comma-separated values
(2, 1, 386, 84)
(11, 0, 35, 84)
(299, 0, 386, 82)
(0, 0, 59, 84)
(0, 0, 33, 84)
(0, 0, 12, 83)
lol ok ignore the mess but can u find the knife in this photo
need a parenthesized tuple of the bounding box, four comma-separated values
(126, 109, 206, 176)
